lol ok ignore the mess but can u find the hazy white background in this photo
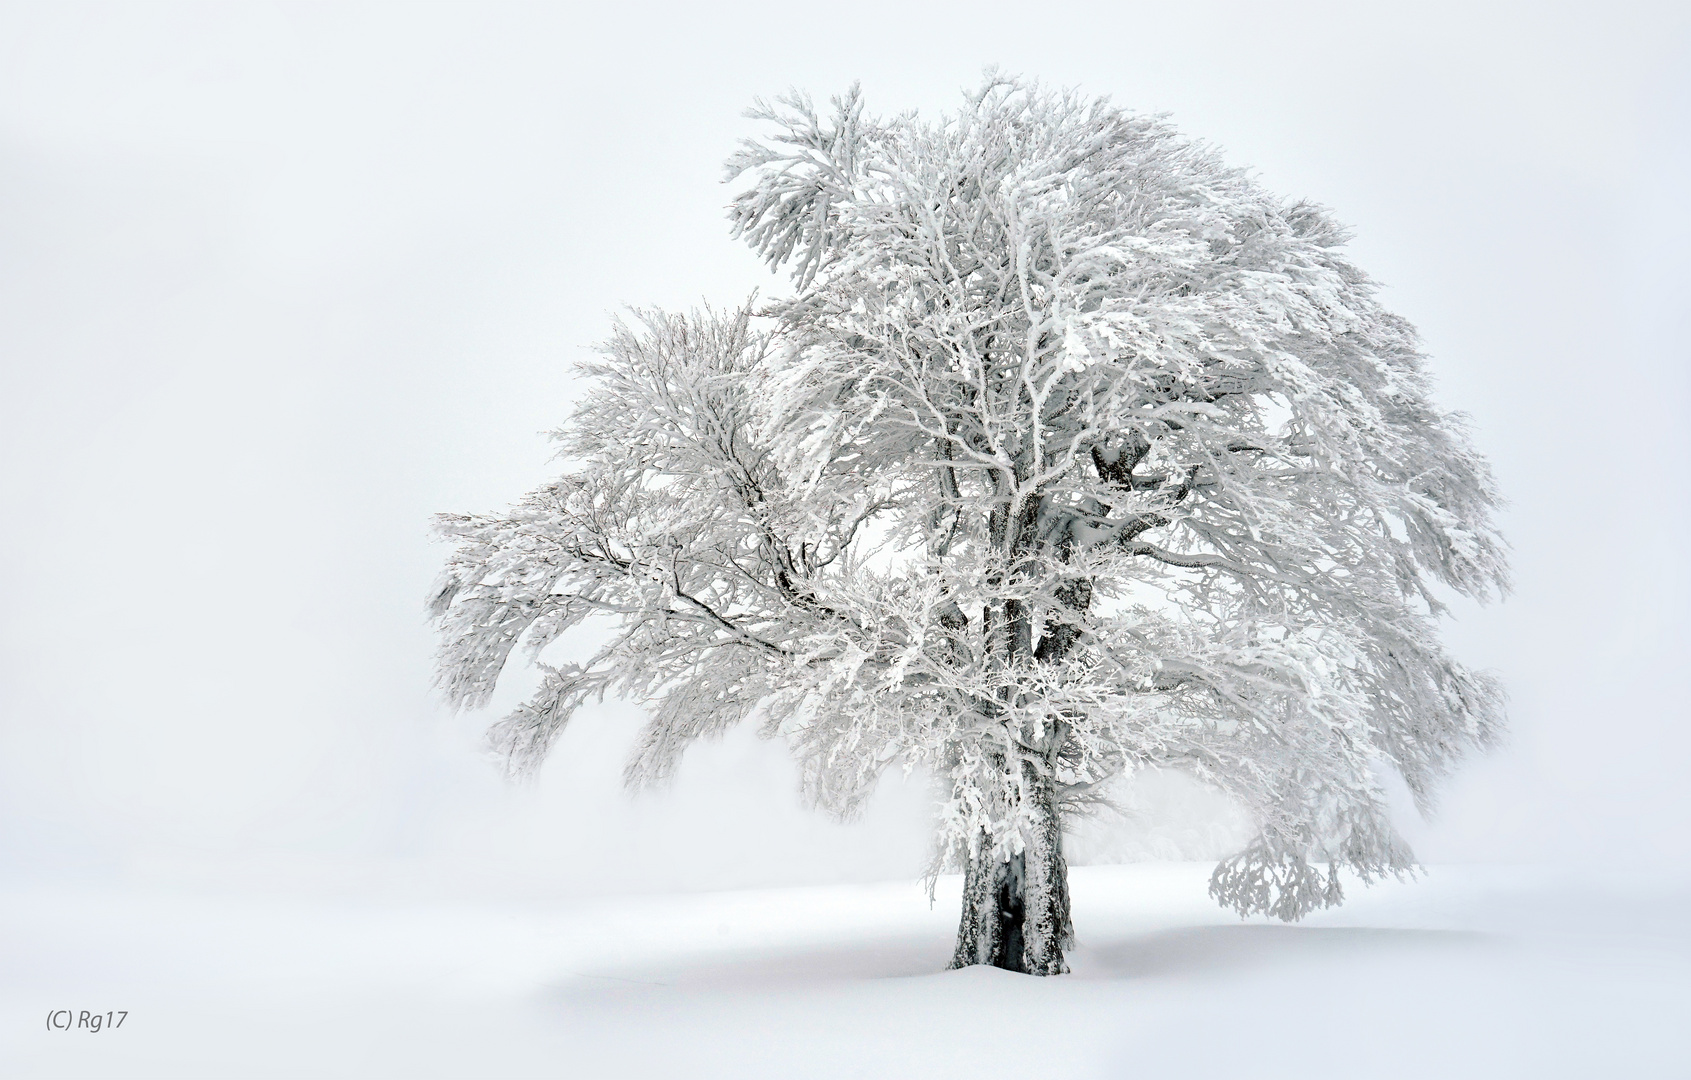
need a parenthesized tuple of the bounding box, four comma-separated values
(2, 1, 1687, 904)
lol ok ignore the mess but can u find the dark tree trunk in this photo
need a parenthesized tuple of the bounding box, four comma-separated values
(952, 480, 1076, 975)
(949, 757, 1073, 975)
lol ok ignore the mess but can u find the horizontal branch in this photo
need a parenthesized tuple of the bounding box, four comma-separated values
(1119, 540, 1238, 571)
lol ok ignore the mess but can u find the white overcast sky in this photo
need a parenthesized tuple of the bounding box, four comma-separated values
(1, 2, 1686, 896)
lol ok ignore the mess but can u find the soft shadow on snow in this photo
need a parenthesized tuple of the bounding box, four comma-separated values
(553, 906, 1493, 995)
(559, 923, 1492, 996)
(1071, 923, 1496, 981)
(551, 933, 952, 992)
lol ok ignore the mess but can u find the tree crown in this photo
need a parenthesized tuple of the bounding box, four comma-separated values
(432, 76, 1508, 920)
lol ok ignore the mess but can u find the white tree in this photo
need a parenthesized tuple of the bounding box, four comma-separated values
(431, 76, 1508, 976)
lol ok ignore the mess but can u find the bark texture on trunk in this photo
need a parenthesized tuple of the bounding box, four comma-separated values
(949, 758, 1073, 975)
(1017, 757, 1072, 975)
(950, 481, 1077, 975)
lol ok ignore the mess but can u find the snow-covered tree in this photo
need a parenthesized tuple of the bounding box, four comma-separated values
(430, 76, 1508, 976)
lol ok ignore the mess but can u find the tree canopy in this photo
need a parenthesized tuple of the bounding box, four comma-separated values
(431, 75, 1508, 973)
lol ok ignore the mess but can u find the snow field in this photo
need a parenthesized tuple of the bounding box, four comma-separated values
(4, 863, 1685, 1079)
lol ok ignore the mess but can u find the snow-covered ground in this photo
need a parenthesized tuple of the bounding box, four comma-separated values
(5, 864, 1686, 1078)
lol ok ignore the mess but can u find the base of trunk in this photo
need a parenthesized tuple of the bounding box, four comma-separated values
(949, 765, 1073, 975)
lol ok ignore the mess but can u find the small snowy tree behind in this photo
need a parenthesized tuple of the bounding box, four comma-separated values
(431, 76, 1508, 976)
